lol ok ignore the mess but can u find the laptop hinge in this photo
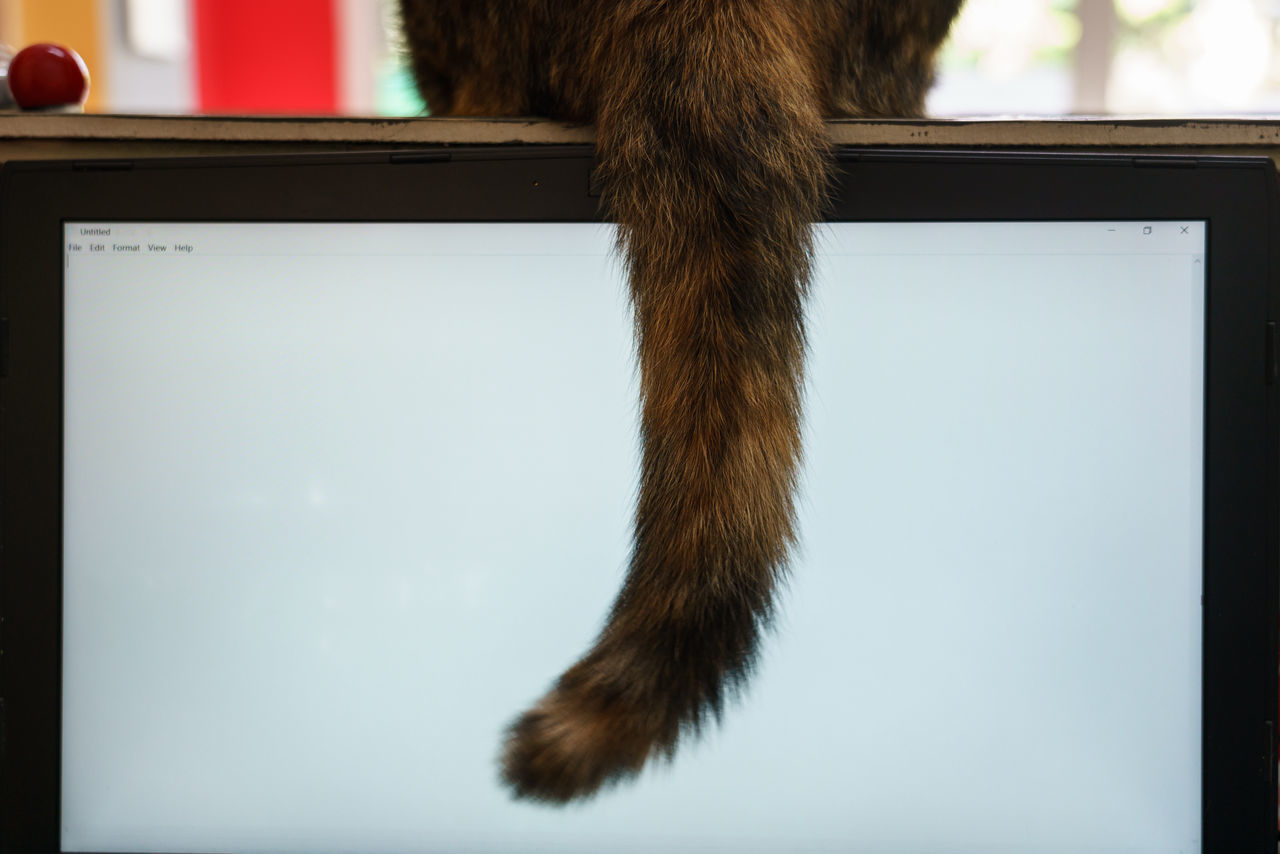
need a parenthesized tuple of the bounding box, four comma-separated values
(1132, 155, 1197, 169)
(72, 160, 134, 172)
(1267, 322, 1278, 385)
(388, 151, 451, 165)
(1265, 721, 1277, 783)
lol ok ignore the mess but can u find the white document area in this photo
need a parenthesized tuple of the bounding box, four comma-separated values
(62, 221, 1206, 854)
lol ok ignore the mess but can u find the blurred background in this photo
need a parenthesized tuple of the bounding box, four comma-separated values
(2, 0, 1279, 116)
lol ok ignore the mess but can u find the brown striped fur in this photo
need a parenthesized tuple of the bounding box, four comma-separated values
(400, 0, 964, 802)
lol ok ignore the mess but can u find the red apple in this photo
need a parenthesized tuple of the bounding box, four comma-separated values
(8, 43, 90, 110)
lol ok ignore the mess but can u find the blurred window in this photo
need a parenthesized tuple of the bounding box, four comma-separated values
(931, 0, 1280, 115)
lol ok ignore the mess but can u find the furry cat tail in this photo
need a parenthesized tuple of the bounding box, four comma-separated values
(501, 3, 828, 802)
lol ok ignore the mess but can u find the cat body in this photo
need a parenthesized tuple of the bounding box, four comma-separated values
(399, 0, 963, 803)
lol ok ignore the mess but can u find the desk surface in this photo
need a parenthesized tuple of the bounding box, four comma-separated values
(1, 114, 1279, 163)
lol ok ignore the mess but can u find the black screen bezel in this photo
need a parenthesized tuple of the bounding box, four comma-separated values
(1, 147, 1276, 853)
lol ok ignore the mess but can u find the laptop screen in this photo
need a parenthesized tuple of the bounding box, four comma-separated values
(60, 219, 1206, 854)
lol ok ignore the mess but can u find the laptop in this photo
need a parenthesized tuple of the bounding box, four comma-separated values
(1, 147, 1276, 854)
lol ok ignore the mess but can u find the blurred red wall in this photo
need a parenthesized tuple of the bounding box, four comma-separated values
(194, 0, 338, 114)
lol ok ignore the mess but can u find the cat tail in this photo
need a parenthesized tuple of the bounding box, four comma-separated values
(501, 3, 829, 803)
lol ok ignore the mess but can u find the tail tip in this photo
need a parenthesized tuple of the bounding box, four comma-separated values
(500, 682, 655, 804)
